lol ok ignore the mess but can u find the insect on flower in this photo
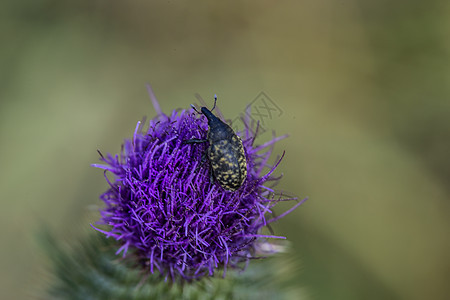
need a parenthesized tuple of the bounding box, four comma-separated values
(92, 85, 307, 281)
(184, 95, 247, 191)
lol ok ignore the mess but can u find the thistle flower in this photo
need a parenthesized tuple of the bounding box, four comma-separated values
(92, 85, 305, 281)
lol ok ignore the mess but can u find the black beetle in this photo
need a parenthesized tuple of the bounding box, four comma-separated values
(185, 96, 247, 191)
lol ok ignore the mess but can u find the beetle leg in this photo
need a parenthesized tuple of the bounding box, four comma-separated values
(195, 151, 214, 183)
(200, 151, 207, 164)
(209, 169, 214, 184)
(193, 151, 208, 172)
(183, 138, 207, 144)
(201, 152, 215, 184)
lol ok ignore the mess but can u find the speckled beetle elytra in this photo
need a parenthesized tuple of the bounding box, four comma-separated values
(185, 95, 247, 191)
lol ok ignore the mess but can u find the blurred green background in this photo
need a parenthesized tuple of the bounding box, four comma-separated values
(1, 1, 449, 299)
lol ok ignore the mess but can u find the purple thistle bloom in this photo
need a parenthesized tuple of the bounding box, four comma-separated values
(92, 85, 306, 281)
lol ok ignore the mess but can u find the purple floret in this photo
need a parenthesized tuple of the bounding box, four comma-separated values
(93, 90, 305, 281)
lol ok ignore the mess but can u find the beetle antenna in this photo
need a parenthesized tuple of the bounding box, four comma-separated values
(211, 94, 217, 112)
(190, 104, 201, 114)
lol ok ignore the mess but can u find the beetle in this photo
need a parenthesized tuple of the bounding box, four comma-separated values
(184, 95, 247, 191)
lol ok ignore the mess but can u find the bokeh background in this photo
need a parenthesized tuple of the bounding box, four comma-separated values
(1, 1, 449, 299)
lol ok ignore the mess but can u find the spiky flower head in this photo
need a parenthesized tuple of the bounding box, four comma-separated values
(93, 86, 304, 281)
